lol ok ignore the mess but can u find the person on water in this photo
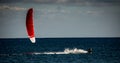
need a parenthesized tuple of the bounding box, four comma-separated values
(88, 48, 92, 54)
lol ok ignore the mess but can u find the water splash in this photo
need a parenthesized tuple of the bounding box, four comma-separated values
(0, 48, 88, 56)
(26, 48, 88, 55)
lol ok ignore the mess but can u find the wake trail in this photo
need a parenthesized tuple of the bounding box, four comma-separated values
(25, 48, 89, 55)
(0, 48, 89, 56)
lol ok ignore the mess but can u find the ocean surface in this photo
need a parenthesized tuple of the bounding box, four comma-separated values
(0, 38, 120, 63)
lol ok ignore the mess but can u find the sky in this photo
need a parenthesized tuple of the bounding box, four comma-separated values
(0, 0, 120, 3)
(0, 0, 120, 38)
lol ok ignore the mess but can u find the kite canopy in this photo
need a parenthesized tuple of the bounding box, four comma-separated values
(26, 8, 35, 43)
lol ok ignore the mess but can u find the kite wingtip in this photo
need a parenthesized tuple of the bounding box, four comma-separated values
(30, 37, 36, 43)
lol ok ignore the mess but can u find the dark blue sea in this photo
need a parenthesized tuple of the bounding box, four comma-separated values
(0, 38, 120, 63)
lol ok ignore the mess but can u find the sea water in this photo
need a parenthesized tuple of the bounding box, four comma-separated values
(0, 38, 120, 63)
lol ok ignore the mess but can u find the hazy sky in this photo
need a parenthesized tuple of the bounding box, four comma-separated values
(0, 1, 120, 38)
(0, 0, 120, 3)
